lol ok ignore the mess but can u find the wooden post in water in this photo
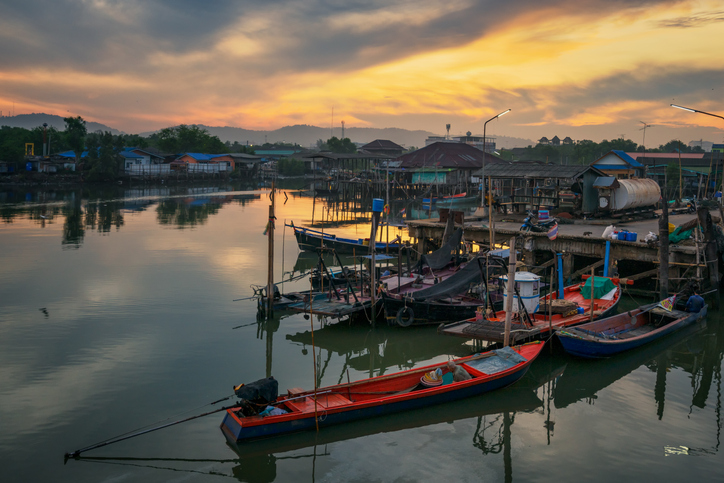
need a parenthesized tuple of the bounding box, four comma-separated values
(266, 183, 275, 315)
(489, 176, 495, 249)
(548, 264, 554, 335)
(697, 206, 720, 290)
(659, 196, 670, 298)
(308, 273, 319, 431)
(503, 236, 517, 347)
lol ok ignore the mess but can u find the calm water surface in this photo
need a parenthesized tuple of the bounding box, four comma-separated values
(1, 182, 722, 482)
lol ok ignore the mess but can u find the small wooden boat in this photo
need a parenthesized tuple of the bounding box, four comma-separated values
(382, 255, 507, 327)
(288, 223, 402, 254)
(556, 301, 707, 358)
(423, 192, 467, 205)
(440, 274, 623, 344)
(435, 194, 479, 208)
(259, 289, 329, 311)
(220, 341, 545, 442)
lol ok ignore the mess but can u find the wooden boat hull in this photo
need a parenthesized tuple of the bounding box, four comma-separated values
(291, 225, 401, 254)
(220, 342, 544, 442)
(259, 291, 328, 311)
(382, 293, 504, 327)
(440, 279, 622, 344)
(556, 305, 708, 358)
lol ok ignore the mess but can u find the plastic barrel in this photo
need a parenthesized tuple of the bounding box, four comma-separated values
(627, 232, 637, 242)
(372, 198, 384, 213)
(538, 209, 549, 220)
(618, 231, 627, 240)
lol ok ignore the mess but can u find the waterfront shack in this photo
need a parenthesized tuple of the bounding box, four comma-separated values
(471, 163, 605, 215)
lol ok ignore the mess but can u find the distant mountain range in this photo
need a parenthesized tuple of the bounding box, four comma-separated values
(0, 113, 535, 149)
(0, 113, 122, 135)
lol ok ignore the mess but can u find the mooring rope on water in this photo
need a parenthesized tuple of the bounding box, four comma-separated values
(64, 393, 238, 460)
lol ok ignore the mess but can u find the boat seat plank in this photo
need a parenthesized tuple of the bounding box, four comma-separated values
(284, 393, 351, 412)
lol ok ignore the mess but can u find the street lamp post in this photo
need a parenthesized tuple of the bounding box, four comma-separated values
(481, 109, 511, 207)
(670, 104, 724, 202)
(42, 123, 48, 157)
(482, 109, 510, 250)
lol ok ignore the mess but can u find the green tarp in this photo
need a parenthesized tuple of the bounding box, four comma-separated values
(581, 277, 616, 300)
(669, 226, 694, 244)
(412, 171, 447, 184)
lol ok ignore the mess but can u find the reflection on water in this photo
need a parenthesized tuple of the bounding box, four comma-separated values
(72, 356, 565, 483)
(1, 182, 724, 482)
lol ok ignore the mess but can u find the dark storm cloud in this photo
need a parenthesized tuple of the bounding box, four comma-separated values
(535, 67, 724, 119)
(0, 0, 678, 76)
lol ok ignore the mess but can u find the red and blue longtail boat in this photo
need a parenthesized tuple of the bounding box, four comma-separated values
(220, 341, 544, 442)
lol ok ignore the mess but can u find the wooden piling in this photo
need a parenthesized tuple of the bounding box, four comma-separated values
(697, 206, 719, 290)
(659, 198, 670, 298)
(503, 236, 517, 347)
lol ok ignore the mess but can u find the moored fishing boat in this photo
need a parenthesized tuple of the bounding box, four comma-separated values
(382, 252, 508, 327)
(220, 341, 545, 442)
(556, 296, 707, 358)
(440, 273, 623, 344)
(423, 191, 468, 205)
(287, 222, 402, 254)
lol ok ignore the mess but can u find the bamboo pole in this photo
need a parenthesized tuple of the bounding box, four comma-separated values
(266, 182, 275, 315)
(659, 196, 670, 298)
(503, 236, 517, 347)
(489, 176, 495, 249)
(309, 272, 319, 432)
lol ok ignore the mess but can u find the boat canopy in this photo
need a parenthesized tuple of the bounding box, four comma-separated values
(403, 255, 502, 302)
(415, 228, 464, 272)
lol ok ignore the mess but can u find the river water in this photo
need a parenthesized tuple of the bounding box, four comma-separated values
(1, 182, 722, 482)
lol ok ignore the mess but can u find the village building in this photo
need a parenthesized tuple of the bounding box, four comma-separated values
(590, 150, 645, 179)
(472, 163, 606, 214)
(396, 142, 505, 186)
(359, 139, 406, 158)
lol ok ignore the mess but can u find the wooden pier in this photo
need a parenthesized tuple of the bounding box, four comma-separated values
(407, 218, 710, 296)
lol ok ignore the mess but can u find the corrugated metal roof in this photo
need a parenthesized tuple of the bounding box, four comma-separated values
(397, 142, 504, 169)
(594, 164, 636, 171)
(593, 176, 618, 187)
(120, 151, 144, 159)
(361, 139, 404, 150)
(627, 152, 704, 159)
(472, 163, 603, 179)
(611, 150, 643, 167)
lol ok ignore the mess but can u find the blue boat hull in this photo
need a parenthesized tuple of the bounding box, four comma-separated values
(291, 225, 401, 254)
(557, 306, 707, 359)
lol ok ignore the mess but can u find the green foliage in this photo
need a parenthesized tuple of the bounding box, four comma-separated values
(225, 140, 256, 154)
(148, 124, 226, 154)
(63, 116, 87, 161)
(85, 131, 123, 181)
(325, 136, 356, 153)
(0, 126, 31, 162)
(656, 139, 701, 153)
(258, 141, 299, 149)
(277, 157, 305, 176)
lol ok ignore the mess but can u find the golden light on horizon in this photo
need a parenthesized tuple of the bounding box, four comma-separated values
(0, 0, 721, 141)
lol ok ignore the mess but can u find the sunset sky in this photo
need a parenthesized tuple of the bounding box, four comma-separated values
(1, 0, 723, 147)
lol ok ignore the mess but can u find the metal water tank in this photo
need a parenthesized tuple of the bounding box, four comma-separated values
(609, 178, 660, 211)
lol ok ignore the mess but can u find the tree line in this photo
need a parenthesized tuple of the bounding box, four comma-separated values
(502, 137, 705, 164)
